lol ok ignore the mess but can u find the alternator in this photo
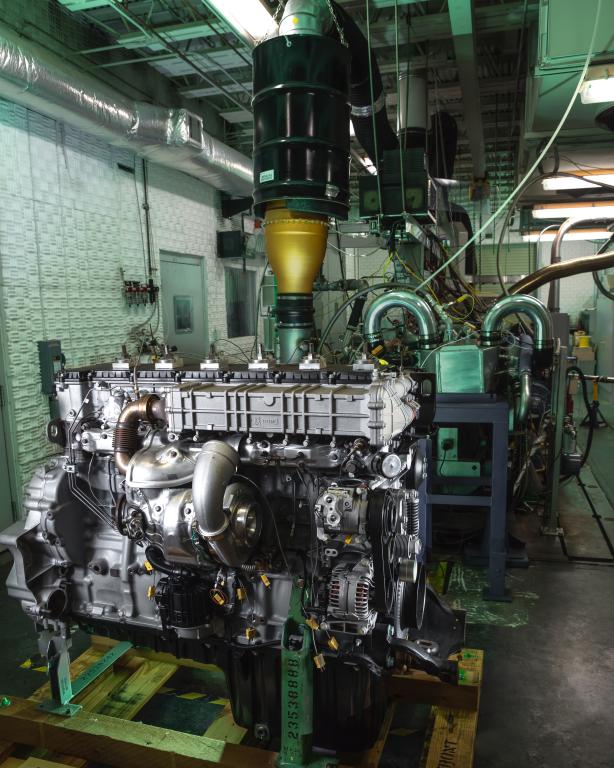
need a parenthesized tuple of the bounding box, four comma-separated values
(327, 557, 376, 635)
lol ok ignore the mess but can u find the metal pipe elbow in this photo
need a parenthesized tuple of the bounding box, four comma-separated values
(481, 295, 553, 352)
(192, 441, 239, 539)
(113, 394, 165, 475)
(364, 290, 440, 349)
(516, 370, 532, 425)
(192, 441, 262, 568)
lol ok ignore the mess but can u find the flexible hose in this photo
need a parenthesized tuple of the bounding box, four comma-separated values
(566, 366, 593, 469)
(592, 233, 614, 301)
(509, 249, 614, 295)
(145, 545, 196, 580)
(330, 1, 398, 166)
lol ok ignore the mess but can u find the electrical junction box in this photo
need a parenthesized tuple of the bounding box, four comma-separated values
(37, 340, 63, 395)
(358, 148, 429, 221)
(217, 230, 245, 259)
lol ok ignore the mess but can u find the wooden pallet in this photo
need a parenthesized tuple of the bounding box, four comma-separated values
(0, 636, 483, 768)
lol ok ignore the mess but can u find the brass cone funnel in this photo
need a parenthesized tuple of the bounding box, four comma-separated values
(263, 203, 329, 295)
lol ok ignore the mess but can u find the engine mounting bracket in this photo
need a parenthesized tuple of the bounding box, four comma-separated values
(37, 632, 132, 717)
(277, 578, 337, 768)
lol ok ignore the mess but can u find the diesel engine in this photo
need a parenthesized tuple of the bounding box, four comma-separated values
(0, 360, 463, 750)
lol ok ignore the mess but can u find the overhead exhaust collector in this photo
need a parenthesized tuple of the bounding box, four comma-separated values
(0, 23, 253, 197)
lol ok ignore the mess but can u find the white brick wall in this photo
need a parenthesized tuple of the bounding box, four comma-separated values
(0, 99, 257, 497)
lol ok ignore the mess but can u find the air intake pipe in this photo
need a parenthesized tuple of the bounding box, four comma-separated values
(364, 291, 440, 350)
(192, 441, 260, 567)
(0, 23, 252, 196)
(481, 295, 553, 357)
(253, 1, 352, 362)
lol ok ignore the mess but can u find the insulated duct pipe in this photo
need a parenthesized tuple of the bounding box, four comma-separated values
(279, 0, 332, 35)
(331, 1, 399, 166)
(364, 291, 440, 350)
(449, 204, 477, 273)
(398, 74, 427, 149)
(509, 249, 614, 297)
(481, 295, 553, 352)
(548, 217, 586, 311)
(0, 23, 253, 196)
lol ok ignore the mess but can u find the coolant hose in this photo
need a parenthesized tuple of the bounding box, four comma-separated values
(145, 546, 194, 579)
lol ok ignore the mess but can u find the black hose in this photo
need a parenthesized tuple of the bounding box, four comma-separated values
(449, 205, 477, 274)
(566, 366, 594, 469)
(145, 545, 197, 580)
(576, 476, 614, 558)
(331, 2, 398, 165)
(593, 269, 614, 301)
(592, 233, 614, 300)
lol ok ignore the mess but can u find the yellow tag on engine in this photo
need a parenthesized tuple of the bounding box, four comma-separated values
(147, 586, 156, 600)
(327, 636, 339, 652)
(260, 574, 271, 588)
(305, 617, 319, 631)
(372, 344, 384, 356)
(143, 560, 154, 573)
(344, 535, 353, 545)
(236, 587, 246, 601)
(313, 654, 326, 670)
(245, 627, 257, 640)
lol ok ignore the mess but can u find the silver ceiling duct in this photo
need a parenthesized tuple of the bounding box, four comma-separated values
(0, 23, 253, 197)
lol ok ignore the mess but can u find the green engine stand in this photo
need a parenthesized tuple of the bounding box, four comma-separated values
(277, 579, 337, 768)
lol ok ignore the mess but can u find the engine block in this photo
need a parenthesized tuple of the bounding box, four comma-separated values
(0, 362, 463, 751)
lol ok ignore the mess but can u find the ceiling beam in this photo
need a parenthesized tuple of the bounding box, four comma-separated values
(370, 2, 538, 45)
(449, 0, 485, 179)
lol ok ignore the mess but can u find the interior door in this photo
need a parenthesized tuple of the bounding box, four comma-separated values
(160, 252, 208, 358)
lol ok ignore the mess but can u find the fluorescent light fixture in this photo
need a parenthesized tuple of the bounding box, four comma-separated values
(532, 201, 614, 220)
(522, 228, 612, 242)
(433, 177, 459, 187)
(202, 0, 276, 46)
(361, 157, 377, 176)
(581, 65, 614, 104)
(541, 171, 614, 191)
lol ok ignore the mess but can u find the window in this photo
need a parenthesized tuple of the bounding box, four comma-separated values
(225, 267, 257, 338)
(173, 296, 193, 333)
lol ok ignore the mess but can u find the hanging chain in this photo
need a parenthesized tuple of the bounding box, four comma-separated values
(326, 0, 347, 46)
(262, 0, 287, 42)
(272, 0, 287, 23)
